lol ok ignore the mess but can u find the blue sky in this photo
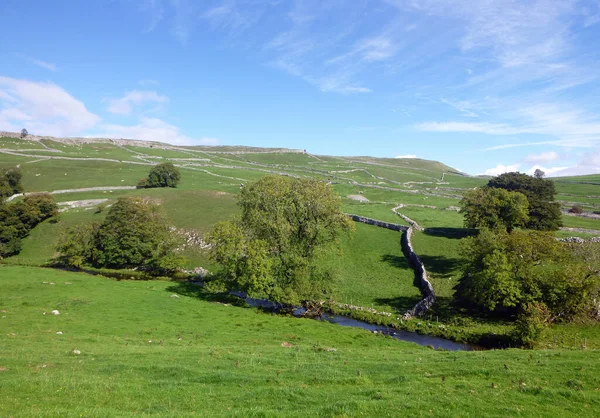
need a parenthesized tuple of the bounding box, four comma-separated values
(1, 0, 600, 176)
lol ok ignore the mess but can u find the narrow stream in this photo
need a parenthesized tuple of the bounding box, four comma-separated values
(240, 294, 480, 351)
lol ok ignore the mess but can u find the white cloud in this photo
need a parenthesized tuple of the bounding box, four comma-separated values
(415, 121, 527, 135)
(106, 90, 169, 115)
(97, 117, 218, 146)
(395, 154, 417, 159)
(524, 151, 560, 164)
(440, 98, 478, 118)
(19, 55, 58, 71)
(0, 76, 99, 136)
(479, 164, 521, 176)
(525, 164, 569, 177)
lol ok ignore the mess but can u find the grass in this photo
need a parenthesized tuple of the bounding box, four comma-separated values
(397, 207, 465, 229)
(561, 215, 600, 231)
(1, 265, 599, 417)
(325, 223, 420, 313)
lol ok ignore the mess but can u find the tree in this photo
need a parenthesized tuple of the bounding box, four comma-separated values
(20, 128, 28, 138)
(460, 187, 529, 232)
(56, 197, 183, 274)
(533, 169, 545, 179)
(207, 175, 354, 305)
(0, 167, 23, 200)
(487, 172, 562, 231)
(138, 163, 181, 188)
(454, 228, 599, 322)
(0, 193, 57, 258)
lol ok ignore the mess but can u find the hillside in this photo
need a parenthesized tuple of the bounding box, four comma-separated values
(1, 133, 600, 416)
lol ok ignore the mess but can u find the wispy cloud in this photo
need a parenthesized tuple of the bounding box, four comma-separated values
(415, 121, 527, 135)
(440, 98, 478, 118)
(106, 90, 169, 115)
(0, 76, 99, 136)
(97, 117, 218, 146)
(19, 55, 58, 71)
(138, 0, 164, 32)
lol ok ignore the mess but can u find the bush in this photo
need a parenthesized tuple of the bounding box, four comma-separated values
(512, 303, 551, 347)
(0, 193, 57, 258)
(454, 228, 600, 321)
(0, 167, 23, 200)
(137, 163, 181, 188)
(56, 197, 183, 275)
(569, 205, 584, 214)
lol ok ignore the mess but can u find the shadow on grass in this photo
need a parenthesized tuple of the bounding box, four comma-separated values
(373, 295, 423, 312)
(165, 281, 247, 306)
(380, 254, 410, 269)
(419, 255, 462, 276)
(424, 227, 477, 239)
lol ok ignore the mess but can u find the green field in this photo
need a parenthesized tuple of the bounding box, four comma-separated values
(2, 137, 600, 415)
(1, 265, 599, 417)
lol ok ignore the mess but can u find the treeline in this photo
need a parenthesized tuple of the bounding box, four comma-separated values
(458, 172, 599, 346)
(0, 167, 58, 258)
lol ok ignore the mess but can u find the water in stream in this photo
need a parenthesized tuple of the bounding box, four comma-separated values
(242, 295, 478, 351)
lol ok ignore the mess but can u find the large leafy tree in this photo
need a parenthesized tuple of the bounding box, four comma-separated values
(454, 228, 599, 321)
(486, 172, 562, 231)
(460, 187, 529, 232)
(207, 175, 354, 305)
(56, 197, 182, 274)
(138, 163, 181, 188)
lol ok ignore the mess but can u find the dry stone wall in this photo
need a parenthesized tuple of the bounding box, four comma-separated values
(348, 212, 435, 319)
(347, 215, 408, 232)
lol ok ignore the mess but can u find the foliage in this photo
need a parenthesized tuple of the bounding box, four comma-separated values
(512, 303, 551, 348)
(0, 193, 58, 258)
(460, 187, 529, 232)
(207, 175, 354, 305)
(137, 162, 181, 188)
(56, 197, 183, 274)
(568, 205, 584, 214)
(20, 128, 28, 138)
(455, 228, 600, 322)
(0, 166, 23, 200)
(487, 172, 562, 231)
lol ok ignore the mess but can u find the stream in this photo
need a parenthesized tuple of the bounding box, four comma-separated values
(238, 293, 480, 351)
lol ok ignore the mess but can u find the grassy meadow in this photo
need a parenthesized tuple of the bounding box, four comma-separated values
(2, 265, 600, 417)
(1, 136, 600, 415)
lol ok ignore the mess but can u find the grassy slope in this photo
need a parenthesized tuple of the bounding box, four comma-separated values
(1, 265, 599, 417)
(328, 223, 420, 313)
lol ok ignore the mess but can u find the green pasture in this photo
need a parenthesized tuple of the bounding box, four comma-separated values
(1, 265, 599, 417)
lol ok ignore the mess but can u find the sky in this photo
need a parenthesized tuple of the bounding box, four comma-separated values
(1, 0, 600, 177)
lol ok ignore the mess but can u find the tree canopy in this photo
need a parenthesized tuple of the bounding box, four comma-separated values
(454, 228, 599, 322)
(207, 175, 354, 305)
(486, 172, 562, 231)
(0, 167, 23, 200)
(137, 163, 181, 188)
(0, 193, 58, 258)
(56, 197, 182, 274)
(460, 187, 529, 232)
